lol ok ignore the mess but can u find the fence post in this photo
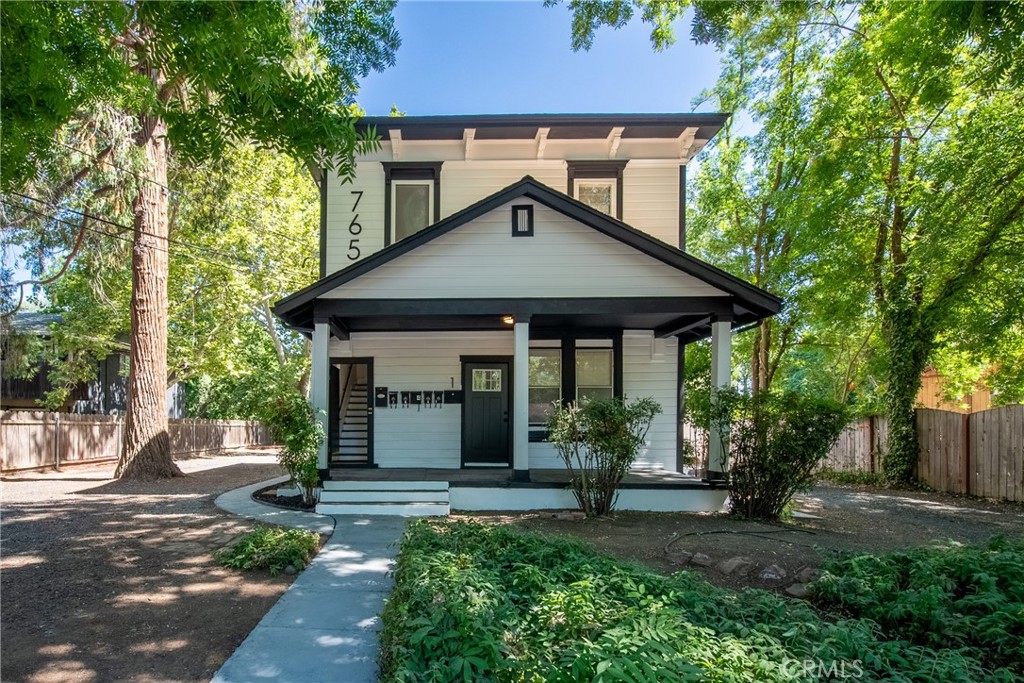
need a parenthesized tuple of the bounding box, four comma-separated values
(962, 412, 971, 496)
(54, 412, 62, 472)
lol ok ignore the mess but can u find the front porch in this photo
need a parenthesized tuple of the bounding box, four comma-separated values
(317, 467, 729, 515)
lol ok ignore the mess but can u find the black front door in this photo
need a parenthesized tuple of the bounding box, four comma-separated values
(462, 359, 511, 466)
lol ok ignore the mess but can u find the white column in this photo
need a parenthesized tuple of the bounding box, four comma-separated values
(311, 321, 330, 471)
(513, 319, 530, 481)
(708, 318, 732, 476)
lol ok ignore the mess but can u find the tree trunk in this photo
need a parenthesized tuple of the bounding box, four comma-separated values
(116, 112, 182, 480)
(879, 281, 928, 486)
(758, 319, 770, 392)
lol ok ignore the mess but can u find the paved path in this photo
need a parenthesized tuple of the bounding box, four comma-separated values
(212, 483, 407, 683)
(214, 476, 336, 534)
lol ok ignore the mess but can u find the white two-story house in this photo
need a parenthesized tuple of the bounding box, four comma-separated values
(274, 114, 781, 514)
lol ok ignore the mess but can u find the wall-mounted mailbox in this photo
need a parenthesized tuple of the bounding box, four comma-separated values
(433, 391, 443, 407)
(443, 390, 463, 404)
(388, 391, 398, 408)
(423, 392, 433, 408)
(374, 387, 389, 408)
(400, 391, 411, 407)
(410, 391, 423, 405)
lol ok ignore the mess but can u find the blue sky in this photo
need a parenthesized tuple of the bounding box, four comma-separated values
(356, 1, 724, 116)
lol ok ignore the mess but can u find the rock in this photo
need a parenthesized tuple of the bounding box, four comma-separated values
(785, 582, 810, 598)
(759, 564, 787, 581)
(283, 565, 297, 575)
(666, 549, 693, 566)
(555, 511, 586, 521)
(690, 553, 714, 567)
(717, 556, 755, 576)
(794, 566, 821, 584)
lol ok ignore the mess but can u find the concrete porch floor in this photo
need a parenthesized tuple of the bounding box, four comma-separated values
(328, 467, 708, 489)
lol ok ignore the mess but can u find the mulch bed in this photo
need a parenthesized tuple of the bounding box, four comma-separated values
(0, 452, 300, 683)
(252, 482, 316, 511)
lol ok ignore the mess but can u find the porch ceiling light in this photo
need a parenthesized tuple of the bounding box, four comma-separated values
(502, 315, 515, 325)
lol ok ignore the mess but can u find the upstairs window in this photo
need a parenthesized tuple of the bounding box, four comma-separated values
(567, 161, 627, 220)
(383, 162, 441, 245)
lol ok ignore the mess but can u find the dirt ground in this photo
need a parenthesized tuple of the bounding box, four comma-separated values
(457, 483, 1024, 592)
(1, 449, 289, 683)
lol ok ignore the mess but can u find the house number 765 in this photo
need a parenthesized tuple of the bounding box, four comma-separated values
(347, 190, 363, 261)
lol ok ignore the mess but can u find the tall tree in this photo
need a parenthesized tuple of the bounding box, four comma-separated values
(1, 0, 399, 478)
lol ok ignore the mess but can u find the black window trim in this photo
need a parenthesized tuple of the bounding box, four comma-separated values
(567, 160, 627, 220)
(383, 162, 442, 247)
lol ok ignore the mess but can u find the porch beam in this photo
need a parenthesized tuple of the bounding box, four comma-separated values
(654, 314, 711, 338)
(314, 297, 734, 318)
(707, 316, 732, 479)
(329, 316, 350, 340)
(311, 321, 331, 473)
(513, 318, 531, 481)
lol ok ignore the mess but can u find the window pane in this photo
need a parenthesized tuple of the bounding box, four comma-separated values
(529, 387, 561, 423)
(577, 182, 613, 214)
(471, 368, 501, 392)
(578, 386, 614, 403)
(576, 349, 612, 387)
(394, 183, 431, 240)
(529, 349, 561, 388)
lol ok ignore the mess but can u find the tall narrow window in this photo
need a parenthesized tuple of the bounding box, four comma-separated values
(392, 180, 433, 241)
(576, 348, 614, 402)
(529, 347, 561, 426)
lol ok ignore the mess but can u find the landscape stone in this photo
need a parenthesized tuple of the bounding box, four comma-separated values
(690, 553, 714, 567)
(284, 565, 297, 575)
(555, 511, 586, 521)
(794, 567, 821, 584)
(717, 556, 755, 576)
(758, 564, 787, 580)
(666, 549, 693, 566)
(785, 583, 810, 598)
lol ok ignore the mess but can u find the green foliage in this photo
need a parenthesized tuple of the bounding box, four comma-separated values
(547, 397, 661, 517)
(710, 390, 848, 520)
(381, 520, 1017, 683)
(813, 537, 1024, 674)
(217, 525, 320, 576)
(262, 390, 323, 505)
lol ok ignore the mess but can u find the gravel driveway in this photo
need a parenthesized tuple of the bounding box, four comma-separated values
(1, 449, 290, 683)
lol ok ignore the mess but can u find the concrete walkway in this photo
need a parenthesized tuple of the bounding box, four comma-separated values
(212, 480, 408, 683)
(214, 476, 336, 534)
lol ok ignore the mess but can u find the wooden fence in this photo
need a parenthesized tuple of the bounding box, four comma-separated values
(1, 410, 274, 473)
(822, 405, 1024, 502)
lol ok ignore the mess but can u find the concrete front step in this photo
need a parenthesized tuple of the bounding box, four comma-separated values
(320, 490, 449, 503)
(324, 480, 449, 491)
(316, 502, 450, 516)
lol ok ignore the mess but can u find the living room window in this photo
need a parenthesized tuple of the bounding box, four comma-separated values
(383, 162, 441, 245)
(576, 347, 614, 402)
(528, 347, 561, 426)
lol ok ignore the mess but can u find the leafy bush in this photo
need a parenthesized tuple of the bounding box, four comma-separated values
(711, 390, 847, 520)
(547, 397, 661, 516)
(217, 525, 320, 576)
(261, 388, 323, 505)
(812, 537, 1024, 672)
(380, 520, 1016, 682)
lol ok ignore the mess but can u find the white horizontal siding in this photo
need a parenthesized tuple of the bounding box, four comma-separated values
(322, 200, 726, 299)
(330, 332, 513, 468)
(622, 162, 680, 247)
(440, 162, 566, 218)
(325, 162, 386, 275)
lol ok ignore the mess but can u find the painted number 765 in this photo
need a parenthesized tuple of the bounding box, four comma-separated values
(347, 190, 363, 261)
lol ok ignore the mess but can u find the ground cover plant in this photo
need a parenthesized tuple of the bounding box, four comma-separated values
(812, 537, 1024, 673)
(218, 525, 320, 576)
(380, 520, 1019, 683)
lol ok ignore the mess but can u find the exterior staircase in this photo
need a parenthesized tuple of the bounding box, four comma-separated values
(317, 480, 450, 516)
(332, 383, 370, 466)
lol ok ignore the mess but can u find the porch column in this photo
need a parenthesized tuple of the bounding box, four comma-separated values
(513, 318, 530, 481)
(311, 320, 330, 473)
(707, 316, 732, 478)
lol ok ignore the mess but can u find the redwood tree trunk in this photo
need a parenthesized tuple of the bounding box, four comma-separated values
(115, 112, 181, 479)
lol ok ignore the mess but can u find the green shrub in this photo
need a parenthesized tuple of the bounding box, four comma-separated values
(711, 390, 848, 520)
(547, 396, 661, 517)
(812, 537, 1024, 672)
(217, 525, 320, 575)
(261, 389, 323, 505)
(379, 520, 1016, 683)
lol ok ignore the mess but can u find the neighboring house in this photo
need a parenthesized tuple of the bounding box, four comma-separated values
(0, 311, 185, 417)
(275, 114, 781, 514)
(916, 367, 993, 414)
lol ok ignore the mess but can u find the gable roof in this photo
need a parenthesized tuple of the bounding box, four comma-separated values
(275, 177, 781, 329)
